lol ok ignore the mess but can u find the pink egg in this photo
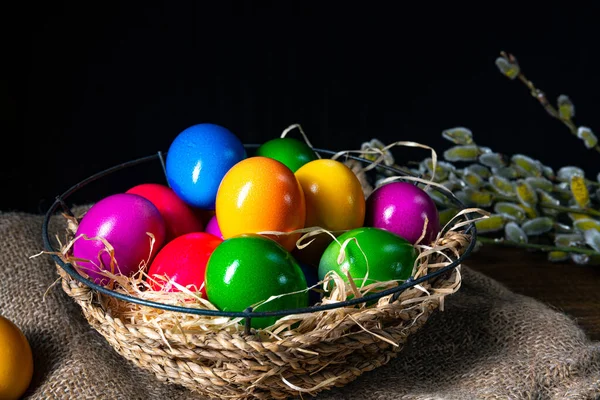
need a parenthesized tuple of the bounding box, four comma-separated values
(72, 193, 166, 285)
(365, 181, 440, 244)
(204, 215, 223, 239)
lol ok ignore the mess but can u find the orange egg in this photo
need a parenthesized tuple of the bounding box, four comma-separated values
(294, 159, 366, 231)
(215, 156, 306, 251)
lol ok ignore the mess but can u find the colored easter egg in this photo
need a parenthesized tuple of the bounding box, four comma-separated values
(295, 159, 366, 231)
(255, 137, 318, 172)
(146, 232, 223, 296)
(73, 193, 166, 285)
(365, 181, 440, 244)
(205, 235, 308, 329)
(215, 156, 306, 251)
(0, 315, 33, 400)
(126, 183, 204, 242)
(165, 123, 246, 210)
(204, 215, 223, 239)
(318, 227, 418, 286)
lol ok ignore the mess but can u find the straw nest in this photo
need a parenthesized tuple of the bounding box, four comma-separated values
(51, 162, 476, 400)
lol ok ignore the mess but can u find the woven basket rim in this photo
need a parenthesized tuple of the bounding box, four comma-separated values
(56, 261, 462, 339)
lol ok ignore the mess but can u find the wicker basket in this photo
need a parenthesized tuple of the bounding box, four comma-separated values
(44, 148, 476, 400)
(55, 264, 462, 399)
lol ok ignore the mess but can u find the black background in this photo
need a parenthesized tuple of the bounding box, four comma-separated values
(4, 1, 600, 214)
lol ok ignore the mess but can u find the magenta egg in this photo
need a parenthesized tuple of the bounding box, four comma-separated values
(204, 215, 223, 239)
(365, 181, 440, 245)
(72, 193, 166, 285)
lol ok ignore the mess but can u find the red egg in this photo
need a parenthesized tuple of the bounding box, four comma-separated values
(146, 232, 223, 296)
(126, 183, 204, 242)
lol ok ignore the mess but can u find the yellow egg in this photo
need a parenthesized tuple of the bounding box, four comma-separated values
(0, 315, 33, 400)
(294, 159, 366, 231)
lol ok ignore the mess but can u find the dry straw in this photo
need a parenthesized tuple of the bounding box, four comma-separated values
(48, 139, 486, 400)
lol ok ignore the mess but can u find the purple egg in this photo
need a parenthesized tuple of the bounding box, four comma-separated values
(72, 193, 166, 285)
(204, 215, 223, 239)
(365, 182, 440, 245)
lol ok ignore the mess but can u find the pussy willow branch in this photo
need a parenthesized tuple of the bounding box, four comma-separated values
(501, 51, 600, 154)
(439, 169, 600, 218)
(477, 236, 600, 257)
(492, 193, 600, 218)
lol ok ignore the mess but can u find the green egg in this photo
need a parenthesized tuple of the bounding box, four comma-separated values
(318, 227, 418, 287)
(205, 234, 308, 329)
(255, 137, 318, 172)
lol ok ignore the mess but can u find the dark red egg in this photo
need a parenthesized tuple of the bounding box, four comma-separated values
(126, 183, 204, 242)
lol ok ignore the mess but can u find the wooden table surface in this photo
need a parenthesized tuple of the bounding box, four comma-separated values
(465, 245, 600, 341)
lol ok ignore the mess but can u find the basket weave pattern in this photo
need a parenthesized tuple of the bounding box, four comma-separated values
(57, 263, 460, 399)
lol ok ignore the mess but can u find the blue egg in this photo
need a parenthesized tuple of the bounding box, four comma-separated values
(166, 123, 246, 209)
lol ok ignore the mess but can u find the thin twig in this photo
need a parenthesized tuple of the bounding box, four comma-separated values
(499, 51, 600, 154)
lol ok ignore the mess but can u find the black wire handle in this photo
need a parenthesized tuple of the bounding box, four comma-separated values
(42, 146, 477, 331)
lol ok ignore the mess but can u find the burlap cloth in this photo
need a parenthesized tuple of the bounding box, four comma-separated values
(1, 210, 599, 400)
